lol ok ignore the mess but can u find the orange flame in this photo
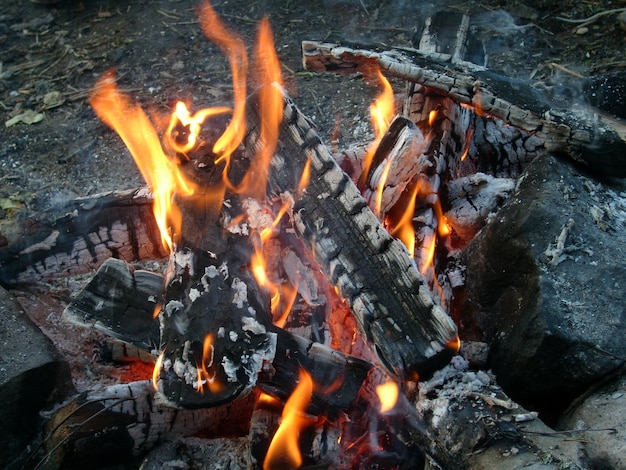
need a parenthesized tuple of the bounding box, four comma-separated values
(235, 16, 284, 199)
(264, 369, 313, 470)
(196, 334, 223, 394)
(90, 71, 195, 252)
(165, 101, 230, 155)
(197, 1, 248, 167)
(152, 351, 165, 391)
(376, 381, 399, 413)
(390, 181, 422, 257)
(360, 66, 395, 186)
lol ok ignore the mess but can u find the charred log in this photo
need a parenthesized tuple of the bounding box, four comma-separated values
(243, 88, 459, 380)
(64, 258, 371, 415)
(36, 380, 256, 470)
(0, 188, 166, 285)
(301, 40, 626, 178)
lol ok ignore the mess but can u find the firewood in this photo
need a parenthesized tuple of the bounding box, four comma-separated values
(301, 40, 626, 178)
(64, 258, 371, 415)
(243, 87, 459, 380)
(37, 380, 256, 470)
(0, 187, 166, 285)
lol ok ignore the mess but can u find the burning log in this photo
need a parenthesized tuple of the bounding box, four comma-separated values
(301, 40, 626, 178)
(243, 88, 459, 380)
(0, 188, 166, 285)
(64, 258, 372, 415)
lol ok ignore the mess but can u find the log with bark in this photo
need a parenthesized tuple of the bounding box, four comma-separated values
(0, 188, 167, 285)
(301, 40, 626, 178)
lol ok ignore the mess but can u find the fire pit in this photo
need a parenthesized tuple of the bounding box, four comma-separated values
(1, 1, 625, 469)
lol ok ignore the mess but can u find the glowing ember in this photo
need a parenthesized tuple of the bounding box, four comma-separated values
(376, 381, 399, 413)
(264, 369, 314, 470)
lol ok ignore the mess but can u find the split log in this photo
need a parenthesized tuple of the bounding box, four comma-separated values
(64, 258, 371, 415)
(0, 188, 166, 285)
(301, 40, 626, 178)
(243, 87, 459, 380)
(36, 380, 256, 470)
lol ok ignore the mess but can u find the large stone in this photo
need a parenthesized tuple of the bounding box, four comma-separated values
(456, 153, 626, 414)
(558, 371, 626, 469)
(0, 286, 74, 468)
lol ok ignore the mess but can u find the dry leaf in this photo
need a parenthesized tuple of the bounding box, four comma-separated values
(5, 109, 44, 127)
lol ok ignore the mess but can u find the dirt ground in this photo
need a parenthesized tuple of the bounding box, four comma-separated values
(1, 0, 624, 216)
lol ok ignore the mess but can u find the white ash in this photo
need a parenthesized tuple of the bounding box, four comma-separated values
(165, 300, 189, 335)
(188, 287, 201, 302)
(174, 249, 195, 277)
(229, 331, 238, 342)
(19, 230, 60, 255)
(242, 197, 275, 233)
(217, 326, 225, 338)
(283, 248, 320, 306)
(230, 277, 248, 309)
(173, 357, 199, 386)
(241, 316, 266, 335)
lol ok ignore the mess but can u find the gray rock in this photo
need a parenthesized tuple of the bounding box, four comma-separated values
(0, 286, 74, 468)
(558, 371, 626, 470)
(457, 153, 626, 411)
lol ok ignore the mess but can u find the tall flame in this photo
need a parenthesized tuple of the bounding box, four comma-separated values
(197, 1, 248, 167)
(360, 66, 395, 188)
(238, 16, 285, 199)
(90, 71, 195, 252)
(264, 369, 313, 470)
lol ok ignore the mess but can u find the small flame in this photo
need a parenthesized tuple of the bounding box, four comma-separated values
(390, 181, 422, 257)
(196, 334, 223, 394)
(264, 369, 313, 470)
(460, 127, 474, 161)
(152, 351, 165, 391)
(197, 1, 248, 167)
(374, 158, 394, 217)
(165, 101, 230, 155)
(360, 66, 395, 186)
(376, 381, 399, 413)
(90, 72, 195, 252)
(428, 109, 438, 127)
(297, 155, 312, 196)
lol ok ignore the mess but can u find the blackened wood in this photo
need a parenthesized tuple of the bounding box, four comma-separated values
(63, 257, 161, 351)
(0, 188, 166, 285)
(64, 258, 372, 415)
(301, 41, 626, 178)
(244, 88, 459, 380)
(38, 380, 256, 470)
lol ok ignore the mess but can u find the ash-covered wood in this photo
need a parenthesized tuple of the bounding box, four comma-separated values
(360, 115, 430, 215)
(0, 188, 166, 285)
(37, 380, 256, 470)
(301, 40, 626, 178)
(243, 87, 459, 380)
(64, 258, 372, 415)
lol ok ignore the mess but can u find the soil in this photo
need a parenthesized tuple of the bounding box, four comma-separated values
(1, 0, 624, 215)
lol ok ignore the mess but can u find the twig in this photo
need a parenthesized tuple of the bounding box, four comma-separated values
(548, 62, 585, 79)
(556, 7, 626, 31)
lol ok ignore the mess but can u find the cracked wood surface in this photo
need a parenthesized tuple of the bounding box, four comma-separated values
(302, 40, 626, 178)
(244, 88, 459, 380)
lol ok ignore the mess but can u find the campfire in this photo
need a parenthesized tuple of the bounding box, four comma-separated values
(2, 2, 625, 469)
